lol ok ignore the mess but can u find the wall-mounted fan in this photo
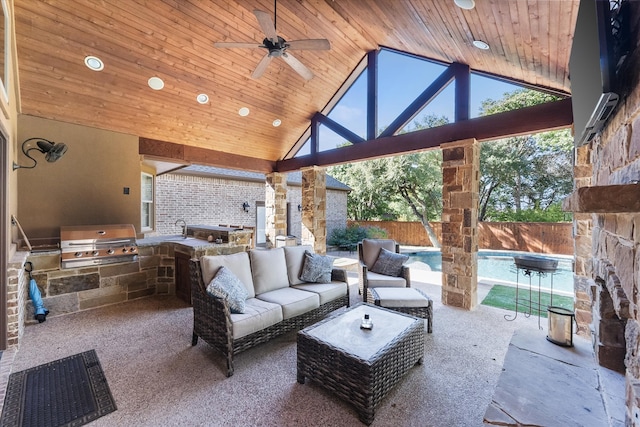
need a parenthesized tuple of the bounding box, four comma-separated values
(214, 1, 330, 80)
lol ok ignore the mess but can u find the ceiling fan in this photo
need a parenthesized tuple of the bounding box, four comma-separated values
(214, 1, 331, 81)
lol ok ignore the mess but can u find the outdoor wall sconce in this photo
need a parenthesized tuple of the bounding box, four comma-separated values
(242, 202, 250, 212)
(13, 137, 68, 170)
(297, 204, 302, 212)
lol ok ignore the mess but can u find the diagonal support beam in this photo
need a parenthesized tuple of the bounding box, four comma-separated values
(276, 98, 573, 172)
(379, 63, 465, 138)
(312, 113, 366, 146)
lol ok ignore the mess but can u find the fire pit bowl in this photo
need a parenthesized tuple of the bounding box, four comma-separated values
(513, 255, 558, 273)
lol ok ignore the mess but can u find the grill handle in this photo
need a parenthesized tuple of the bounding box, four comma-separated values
(66, 239, 134, 246)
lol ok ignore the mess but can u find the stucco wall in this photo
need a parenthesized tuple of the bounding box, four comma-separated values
(16, 115, 140, 239)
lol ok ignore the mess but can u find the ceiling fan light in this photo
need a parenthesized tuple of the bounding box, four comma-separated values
(238, 107, 250, 116)
(196, 93, 209, 104)
(473, 40, 490, 50)
(272, 119, 282, 127)
(148, 77, 165, 90)
(84, 55, 104, 71)
(454, 0, 475, 10)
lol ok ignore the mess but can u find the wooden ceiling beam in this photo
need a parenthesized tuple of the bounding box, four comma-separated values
(139, 138, 276, 173)
(276, 97, 573, 172)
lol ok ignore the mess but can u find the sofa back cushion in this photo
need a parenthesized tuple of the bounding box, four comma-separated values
(200, 251, 255, 298)
(283, 245, 314, 285)
(250, 248, 290, 294)
(361, 238, 397, 268)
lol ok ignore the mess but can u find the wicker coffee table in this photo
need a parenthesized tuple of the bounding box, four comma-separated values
(297, 303, 425, 425)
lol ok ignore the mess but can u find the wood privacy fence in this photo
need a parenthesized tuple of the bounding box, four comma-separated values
(347, 221, 573, 255)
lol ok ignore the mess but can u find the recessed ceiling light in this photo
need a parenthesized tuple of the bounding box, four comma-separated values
(473, 40, 490, 50)
(238, 107, 250, 117)
(84, 55, 104, 71)
(148, 77, 165, 90)
(272, 119, 282, 127)
(454, 0, 475, 10)
(196, 93, 209, 104)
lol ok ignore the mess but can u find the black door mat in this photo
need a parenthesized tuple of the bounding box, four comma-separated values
(0, 350, 117, 427)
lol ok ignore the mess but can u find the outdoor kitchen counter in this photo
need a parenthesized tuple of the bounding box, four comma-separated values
(137, 235, 222, 249)
(138, 231, 252, 305)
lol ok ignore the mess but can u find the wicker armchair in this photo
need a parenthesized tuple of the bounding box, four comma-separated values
(358, 238, 410, 303)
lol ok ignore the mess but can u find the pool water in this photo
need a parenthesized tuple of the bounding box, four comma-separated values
(407, 250, 575, 294)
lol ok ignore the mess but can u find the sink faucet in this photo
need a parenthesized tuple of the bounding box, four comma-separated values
(175, 219, 187, 238)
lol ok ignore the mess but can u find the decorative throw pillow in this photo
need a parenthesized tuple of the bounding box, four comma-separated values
(206, 266, 248, 314)
(370, 247, 409, 277)
(299, 250, 333, 283)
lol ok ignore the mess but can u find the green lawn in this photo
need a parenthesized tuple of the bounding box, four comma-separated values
(481, 284, 573, 318)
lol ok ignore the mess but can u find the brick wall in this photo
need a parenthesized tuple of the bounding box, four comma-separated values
(154, 173, 347, 243)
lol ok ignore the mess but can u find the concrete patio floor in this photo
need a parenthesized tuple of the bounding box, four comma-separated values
(0, 248, 626, 426)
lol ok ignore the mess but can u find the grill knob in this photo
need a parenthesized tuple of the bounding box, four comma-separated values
(107, 249, 115, 255)
(122, 248, 128, 253)
(129, 247, 137, 253)
(74, 252, 83, 258)
(92, 251, 99, 256)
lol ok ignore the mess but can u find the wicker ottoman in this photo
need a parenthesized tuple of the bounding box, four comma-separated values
(370, 287, 433, 333)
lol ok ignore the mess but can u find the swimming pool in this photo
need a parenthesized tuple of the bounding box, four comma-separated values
(407, 250, 575, 294)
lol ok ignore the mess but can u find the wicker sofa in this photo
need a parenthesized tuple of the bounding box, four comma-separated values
(189, 245, 350, 377)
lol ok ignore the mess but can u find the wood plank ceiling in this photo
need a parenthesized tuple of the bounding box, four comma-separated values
(13, 0, 579, 172)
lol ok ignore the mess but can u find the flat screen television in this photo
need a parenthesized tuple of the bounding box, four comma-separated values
(570, 0, 627, 146)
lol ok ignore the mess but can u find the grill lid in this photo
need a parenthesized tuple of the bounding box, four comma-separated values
(60, 224, 136, 244)
(60, 224, 138, 268)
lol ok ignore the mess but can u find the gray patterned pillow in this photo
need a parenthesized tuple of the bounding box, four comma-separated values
(370, 248, 409, 277)
(207, 266, 248, 314)
(299, 250, 333, 283)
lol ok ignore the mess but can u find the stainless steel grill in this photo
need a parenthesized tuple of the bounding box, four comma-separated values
(60, 224, 138, 268)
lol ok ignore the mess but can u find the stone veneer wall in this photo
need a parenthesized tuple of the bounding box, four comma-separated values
(440, 139, 479, 310)
(6, 249, 28, 349)
(572, 4, 640, 422)
(265, 172, 288, 248)
(301, 167, 327, 255)
(9, 238, 251, 330)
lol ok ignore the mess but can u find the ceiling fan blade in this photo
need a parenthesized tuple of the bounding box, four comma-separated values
(214, 42, 263, 49)
(286, 39, 331, 51)
(252, 54, 273, 79)
(282, 52, 314, 81)
(254, 10, 278, 43)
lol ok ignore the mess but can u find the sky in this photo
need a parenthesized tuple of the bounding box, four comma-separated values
(296, 48, 522, 156)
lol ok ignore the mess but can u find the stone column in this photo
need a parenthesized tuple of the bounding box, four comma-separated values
(441, 139, 479, 310)
(301, 166, 327, 255)
(265, 172, 287, 248)
(572, 143, 594, 337)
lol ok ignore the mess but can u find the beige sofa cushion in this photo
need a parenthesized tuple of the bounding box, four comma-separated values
(283, 245, 313, 285)
(250, 248, 290, 294)
(230, 298, 283, 339)
(366, 271, 407, 288)
(293, 282, 348, 305)
(200, 251, 255, 298)
(256, 288, 320, 320)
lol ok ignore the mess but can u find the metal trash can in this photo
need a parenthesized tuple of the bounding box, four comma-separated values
(546, 306, 575, 347)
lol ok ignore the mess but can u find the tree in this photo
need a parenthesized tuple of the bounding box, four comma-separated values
(478, 89, 573, 221)
(329, 114, 447, 246)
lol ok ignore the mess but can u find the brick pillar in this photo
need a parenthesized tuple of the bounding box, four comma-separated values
(301, 166, 327, 255)
(572, 143, 594, 337)
(265, 172, 287, 249)
(441, 139, 479, 310)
